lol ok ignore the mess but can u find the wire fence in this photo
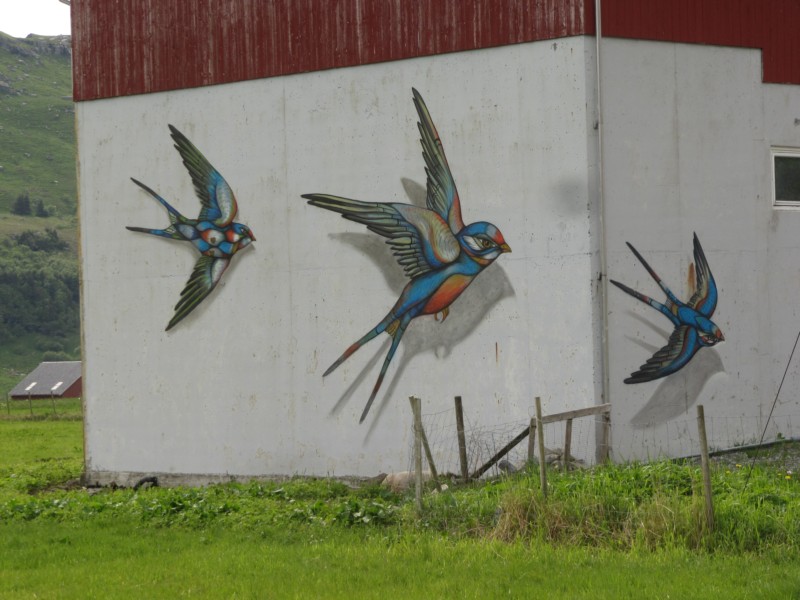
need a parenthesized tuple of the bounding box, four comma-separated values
(406, 398, 800, 479)
(2, 396, 83, 419)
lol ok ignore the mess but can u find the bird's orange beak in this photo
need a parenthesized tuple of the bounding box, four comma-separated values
(500, 243, 512, 253)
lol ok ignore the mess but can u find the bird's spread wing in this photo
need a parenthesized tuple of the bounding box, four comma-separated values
(302, 193, 461, 279)
(624, 326, 701, 383)
(686, 233, 718, 318)
(412, 89, 465, 235)
(168, 125, 239, 227)
(166, 255, 230, 331)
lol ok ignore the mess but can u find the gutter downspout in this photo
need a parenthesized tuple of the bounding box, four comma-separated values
(594, 0, 612, 461)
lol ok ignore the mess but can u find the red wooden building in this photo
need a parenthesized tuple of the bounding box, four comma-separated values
(9, 361, 82, 400)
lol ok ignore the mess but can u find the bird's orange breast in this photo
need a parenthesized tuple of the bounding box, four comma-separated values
(422, 274, 473, 315)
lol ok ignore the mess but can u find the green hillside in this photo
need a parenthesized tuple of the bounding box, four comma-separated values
(0, 32, 75, 215)
(0, 32, 79, 392)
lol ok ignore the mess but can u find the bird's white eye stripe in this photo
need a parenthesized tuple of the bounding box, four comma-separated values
(463, 235, 483, 252)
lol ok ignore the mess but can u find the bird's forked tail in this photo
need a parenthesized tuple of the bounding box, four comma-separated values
(130, 177, 185, 225)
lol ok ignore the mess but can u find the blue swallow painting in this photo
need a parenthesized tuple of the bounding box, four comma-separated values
(611, 233, 724, 384)
(127, 125, 255, 331)
(303, 89, 511, 422)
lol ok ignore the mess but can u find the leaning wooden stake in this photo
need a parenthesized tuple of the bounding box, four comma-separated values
(696, 404, 715, 532)
(416, 403, 442, 492)
(535, 396, 547, 497)
(410, 396, 424, 513)
(470, 426, 529, 480)
(454, 396, 469, 481)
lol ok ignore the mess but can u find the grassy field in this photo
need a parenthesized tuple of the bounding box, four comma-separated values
(3, 523, 798, 599)
(1, 413, 800, 598)
(0, 212, 78, 249)
(1, 396, 82, 420)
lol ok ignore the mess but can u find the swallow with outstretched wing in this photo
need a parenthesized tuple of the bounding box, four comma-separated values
(611, 233, 724, 383)
(303, 89, 511, 421)
(127, 125, 255, 331)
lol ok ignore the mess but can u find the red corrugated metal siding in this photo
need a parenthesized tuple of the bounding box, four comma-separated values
(72, 0, 800, 101)
(10, 380, 82, 399)
(62, 380, 82, 398)
(601, 0, 800, 84)
(71, 0, 593, 101)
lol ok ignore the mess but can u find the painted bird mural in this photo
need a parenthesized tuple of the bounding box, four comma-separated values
(611, 233, 724, 383)
(127, 125, 255, 331)
(303, 88, 511, 422)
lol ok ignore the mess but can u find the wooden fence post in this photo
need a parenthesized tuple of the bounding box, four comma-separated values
(563, 418, 573, 473)
(454, 396, 469, 481)
(470, 403, 611, 482)
(535, 396, 547, 497)
(599, 411, 611, 463)
(696, 404, 715, 532)
(527, 418, 536, 465)
(410, 396, 423, 514)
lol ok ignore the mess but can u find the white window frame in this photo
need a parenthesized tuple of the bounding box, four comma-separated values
(772, 147, 800, 208)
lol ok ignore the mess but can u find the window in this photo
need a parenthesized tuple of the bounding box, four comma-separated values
(772, 147, 800, 207)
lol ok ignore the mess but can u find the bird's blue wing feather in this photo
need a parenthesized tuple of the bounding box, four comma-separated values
(302, 194, 460, 278)
(166, 255, 229, 331)
(687, 233, 718, 318)
(412, 89, 465, 234)
(624, 326, 701, 383)
(169, 125, 238, 227)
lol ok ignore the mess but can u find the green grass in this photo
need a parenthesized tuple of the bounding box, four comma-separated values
(0, 411, 82, 498)
(2, 522, 798, 599)
(0, 397, 82, 421)
(1, 415, 800, 598)
(0, 416, 82, 465)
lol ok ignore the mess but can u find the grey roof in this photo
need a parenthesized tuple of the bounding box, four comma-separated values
(9, 361, 82, 398)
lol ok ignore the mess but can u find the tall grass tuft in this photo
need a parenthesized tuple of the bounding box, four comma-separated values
(412, 459, 799, 554)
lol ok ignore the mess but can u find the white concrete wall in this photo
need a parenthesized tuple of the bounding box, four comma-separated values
(78, 37, 601, 483)
(602, 39, 800, 459)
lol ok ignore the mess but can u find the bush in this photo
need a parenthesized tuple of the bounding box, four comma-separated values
(0, 243, 79, 338)
(34, 199, 50, 217)
(11, 228, 67, 252)
(11, 193, 31, 215)
(36, 340, 64, 352)
(42, 350, 72, 362)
